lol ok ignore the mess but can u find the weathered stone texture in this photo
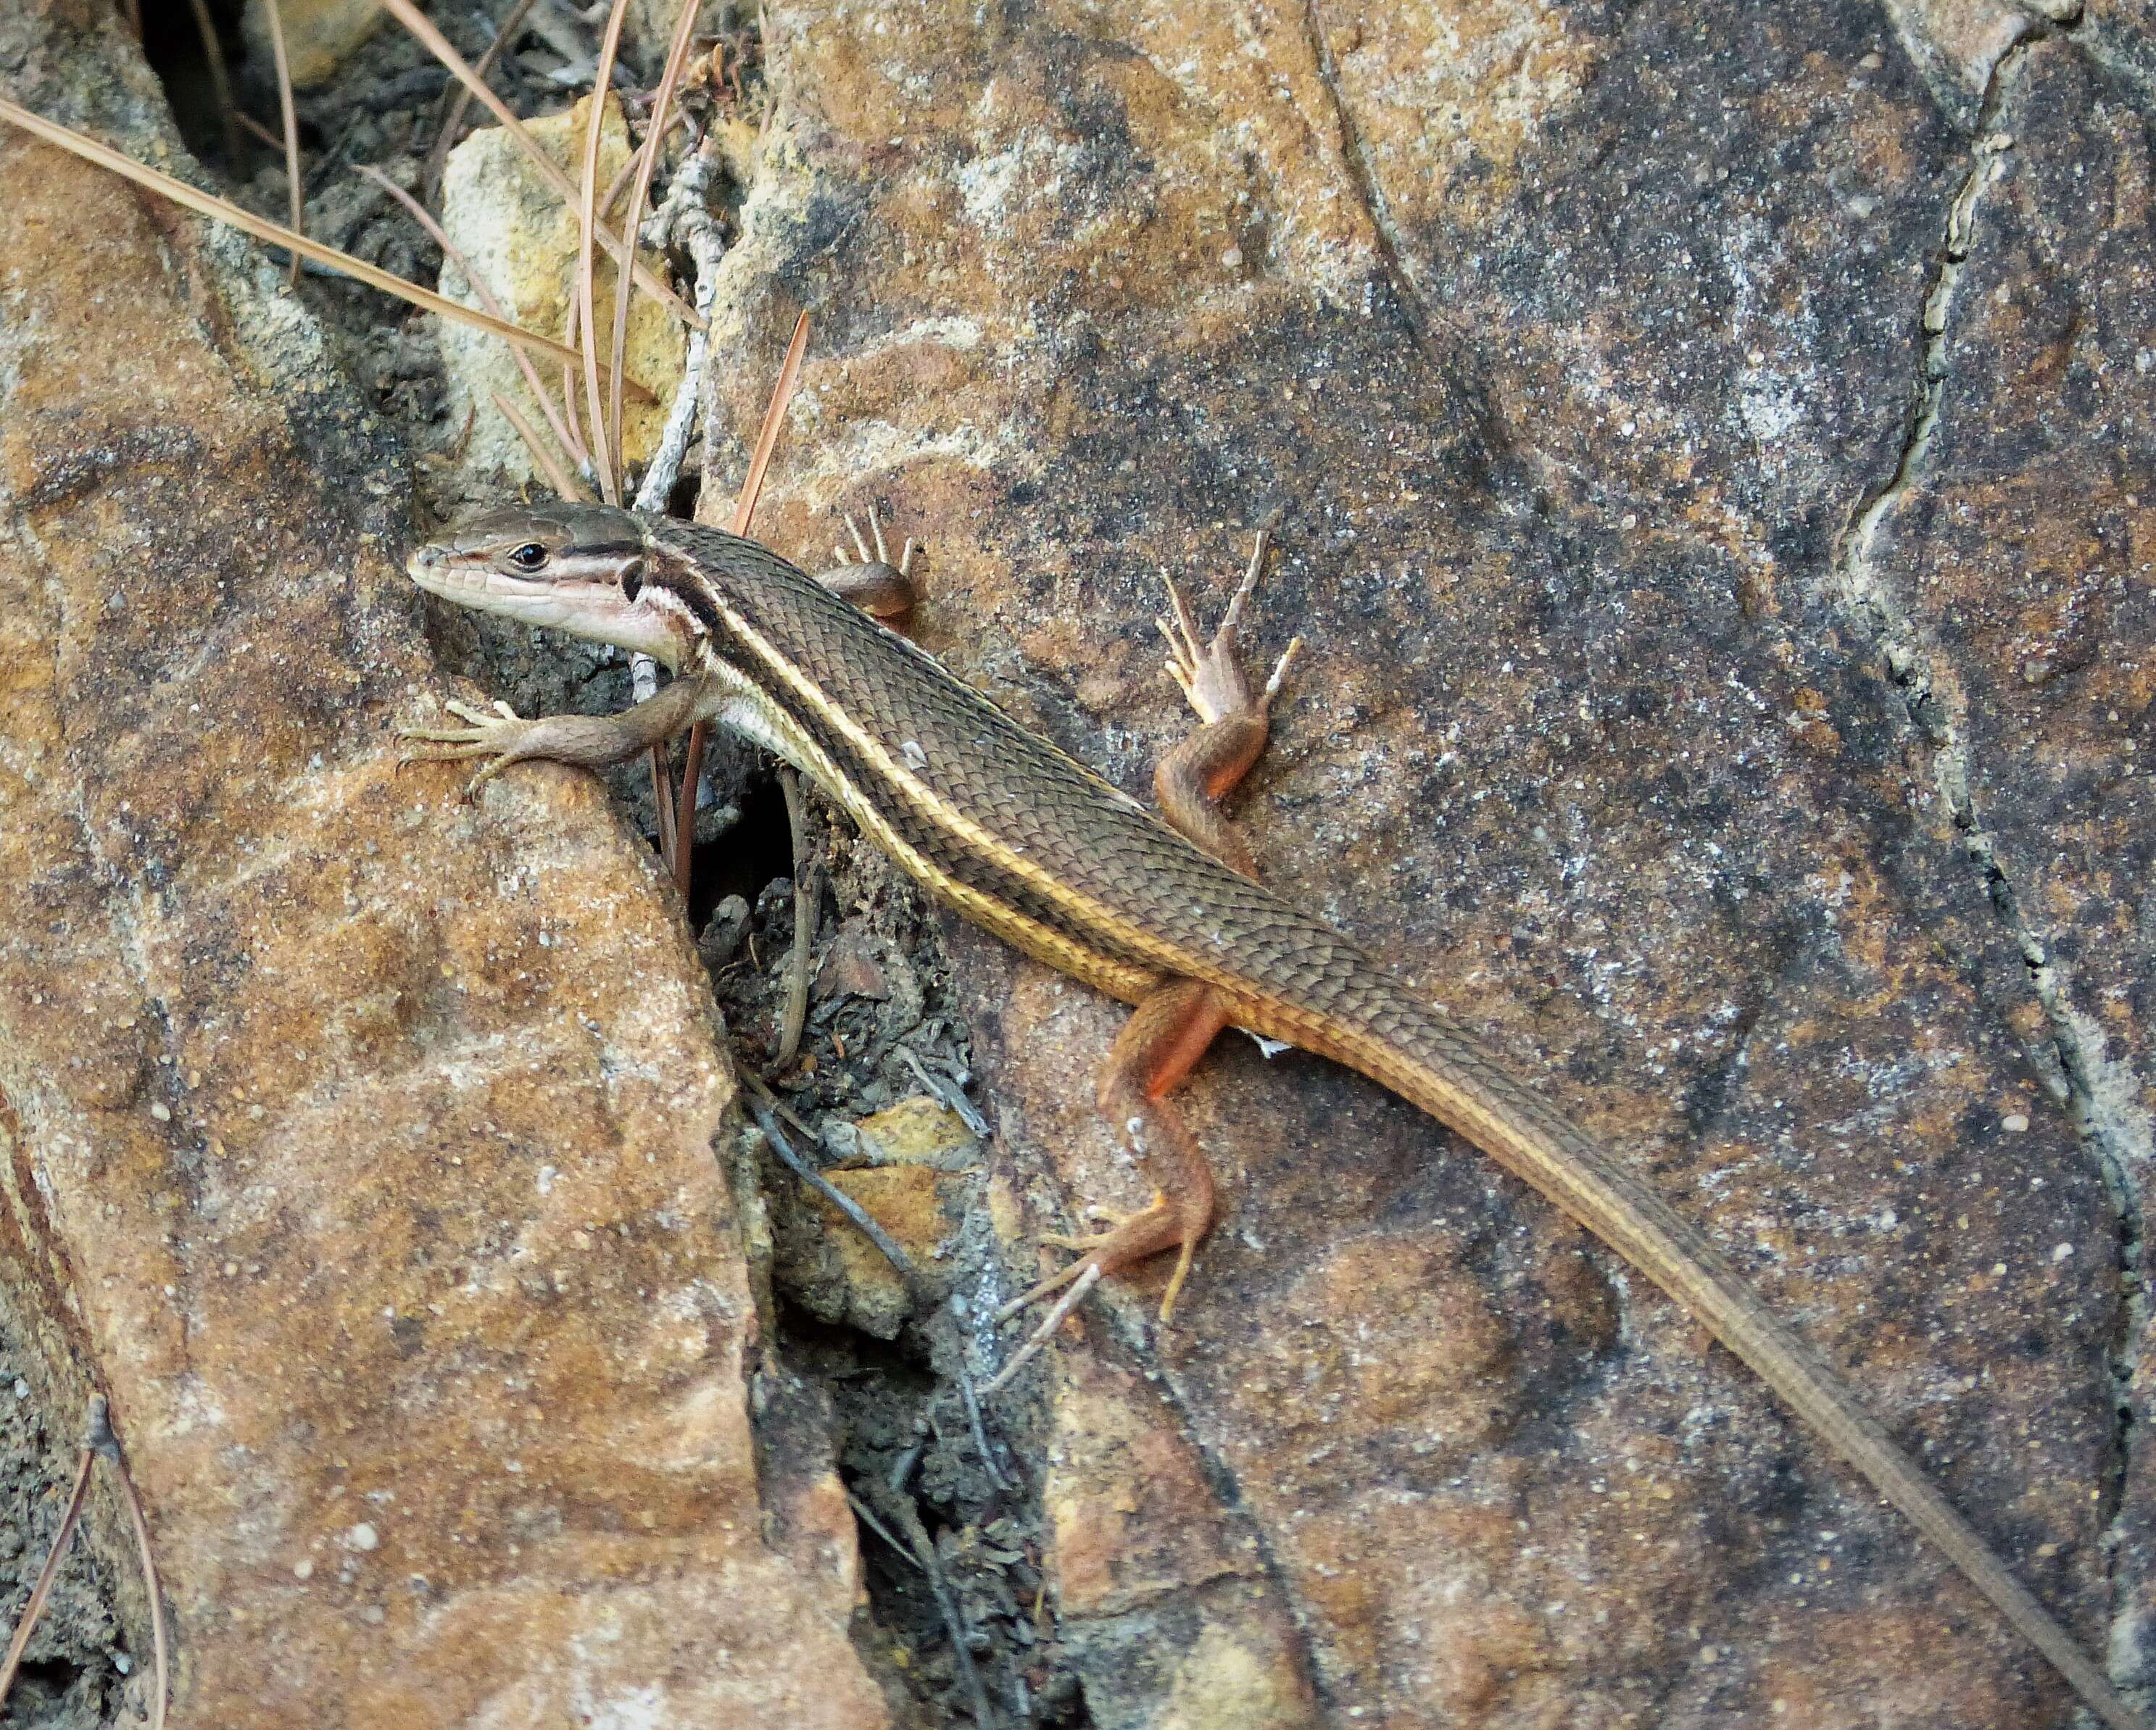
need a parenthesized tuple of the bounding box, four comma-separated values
(702, 1, 2150, 1723)
(0, 9, 883, 1727)
(6, 0, 2154, 1724)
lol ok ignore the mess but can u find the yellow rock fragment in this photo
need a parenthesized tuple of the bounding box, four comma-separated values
(437, 93, 687, 490)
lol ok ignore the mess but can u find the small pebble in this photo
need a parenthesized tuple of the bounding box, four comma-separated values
(345, 1522, 378, 1552)
(2002, 1112, 2030, 1133)
(149, 1102, 171, 1123)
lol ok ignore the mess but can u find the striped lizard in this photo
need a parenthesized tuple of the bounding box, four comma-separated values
(400, 501, 2142, 1728)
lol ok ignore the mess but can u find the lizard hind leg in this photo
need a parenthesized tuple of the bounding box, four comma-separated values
(984, 979, 1229, 1396)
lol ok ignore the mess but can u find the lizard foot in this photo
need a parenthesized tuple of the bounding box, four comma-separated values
(979, 1195, 1200, 1399)
(1158, 528, 1302, 726)
(818, 505, 919, 626)
(832, 505, 919, 580)
(397, 698, 544, 797)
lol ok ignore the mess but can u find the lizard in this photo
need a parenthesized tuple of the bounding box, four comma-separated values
(399, 499, 2143, 1729)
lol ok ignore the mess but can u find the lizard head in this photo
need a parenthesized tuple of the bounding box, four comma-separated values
(407, 502, 692, 668)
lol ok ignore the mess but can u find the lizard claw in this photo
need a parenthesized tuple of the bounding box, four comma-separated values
(1157, 530, 1300, 726)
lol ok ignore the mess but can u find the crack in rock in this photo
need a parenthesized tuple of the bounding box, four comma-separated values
(1826, 25, 2153, 1700)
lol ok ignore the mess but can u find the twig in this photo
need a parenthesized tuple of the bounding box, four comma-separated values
(956, 1364, 1011, 1492)
(357, 165, 589, 473)
(631, 204, 722, 511)
(773, 767, 820, 1071)
(375, 0, 704, 328)
(0, 1436, 94, 1708)
(843, 1492, 924, 1572)
(94, 1404, 167, 1730)
(609, 0, 703, 486)
(0, 96, 616, 383)
(261, 0, 304, 287)
(184, 0, 245, 170)
(575, 0, 632, 502)
(882, 1492, 998, 1730)
(900, 1047, 990, 1138)
(744, 1082, 915, 1281)
(423, 0, 541, 207)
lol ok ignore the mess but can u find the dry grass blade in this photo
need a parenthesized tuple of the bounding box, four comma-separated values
(0, 1445, 94, 1708)
(375, 0, 703, 330)
(262, 0, 303, 286)
(492, 388, 585, 500)
(423, 0, 541, 207)
(0, 95, 643, 390)
(733, 309, 811, 532)
(184, 0, 245, 170)
(608, 0, 704, 478)
(576, 0, 633, 503)
(560, 297, 592, 472)
(101, 1413, 168, 1730)
(356, 165, 589, 475)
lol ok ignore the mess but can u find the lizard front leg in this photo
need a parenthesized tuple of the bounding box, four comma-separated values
(816, 510, 919, 628)
(398, 672, 716, 796)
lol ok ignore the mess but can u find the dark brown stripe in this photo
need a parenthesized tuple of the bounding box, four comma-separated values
(646, 547, 723, 639)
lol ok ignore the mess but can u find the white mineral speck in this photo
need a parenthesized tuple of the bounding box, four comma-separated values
(346, 1523, 378, 1552)
(2002, 1112, 2030, 1132)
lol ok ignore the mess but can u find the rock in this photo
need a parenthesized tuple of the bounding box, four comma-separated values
(0, 9, 882, 1727)
(437, 91, 687, 496)
(1855, 31, 2156, 1679)
(690, 0, 2144, 1723)
(771, 1099, 979, 1336)
(241, 0, 385, 91)
(855, 1094, 979, 1170)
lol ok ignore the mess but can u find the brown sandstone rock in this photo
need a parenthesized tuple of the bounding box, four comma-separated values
(693, 0, 2149, 1723)
(0, 8, 882, 1727)
(7, 0, 2152, 1723)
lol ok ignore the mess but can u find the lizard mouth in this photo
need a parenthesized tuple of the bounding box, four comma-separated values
(405, 546, 542, 611)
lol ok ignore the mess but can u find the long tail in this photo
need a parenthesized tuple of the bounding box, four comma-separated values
(1236, 979, 2143, 1730)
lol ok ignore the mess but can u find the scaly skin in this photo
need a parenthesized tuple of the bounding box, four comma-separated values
(400, 502, 2143, 1730)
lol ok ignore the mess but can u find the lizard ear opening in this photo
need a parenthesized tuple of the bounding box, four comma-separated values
(622, 568, 644, 603)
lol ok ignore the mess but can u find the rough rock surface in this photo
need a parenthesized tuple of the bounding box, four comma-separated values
(695, 1, 2154, 1724)
(0, 7, 882, 1728)
(6, 0, 2155, 1726)
(240, 0, 385, 91)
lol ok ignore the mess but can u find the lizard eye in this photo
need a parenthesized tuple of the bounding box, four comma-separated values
(507, 542, 549, 572)
(621, 569, 643, 602)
